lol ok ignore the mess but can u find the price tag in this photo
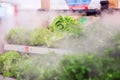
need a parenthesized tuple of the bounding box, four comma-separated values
(24, 46, 29, 53)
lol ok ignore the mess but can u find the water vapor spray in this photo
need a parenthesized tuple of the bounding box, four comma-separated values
(1, 10, 120, 79)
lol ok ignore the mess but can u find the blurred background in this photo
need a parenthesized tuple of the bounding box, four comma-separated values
(0, 0, 119, 29)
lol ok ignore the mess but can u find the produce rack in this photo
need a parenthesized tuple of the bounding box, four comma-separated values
(3, 17, 99, 55)
(38, 8, 120, 16)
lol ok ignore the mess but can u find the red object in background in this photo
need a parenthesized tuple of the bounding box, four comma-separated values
(69, 5, 88, 10)
(14, 4, 19, 26)
(14, 5, 18, 16)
